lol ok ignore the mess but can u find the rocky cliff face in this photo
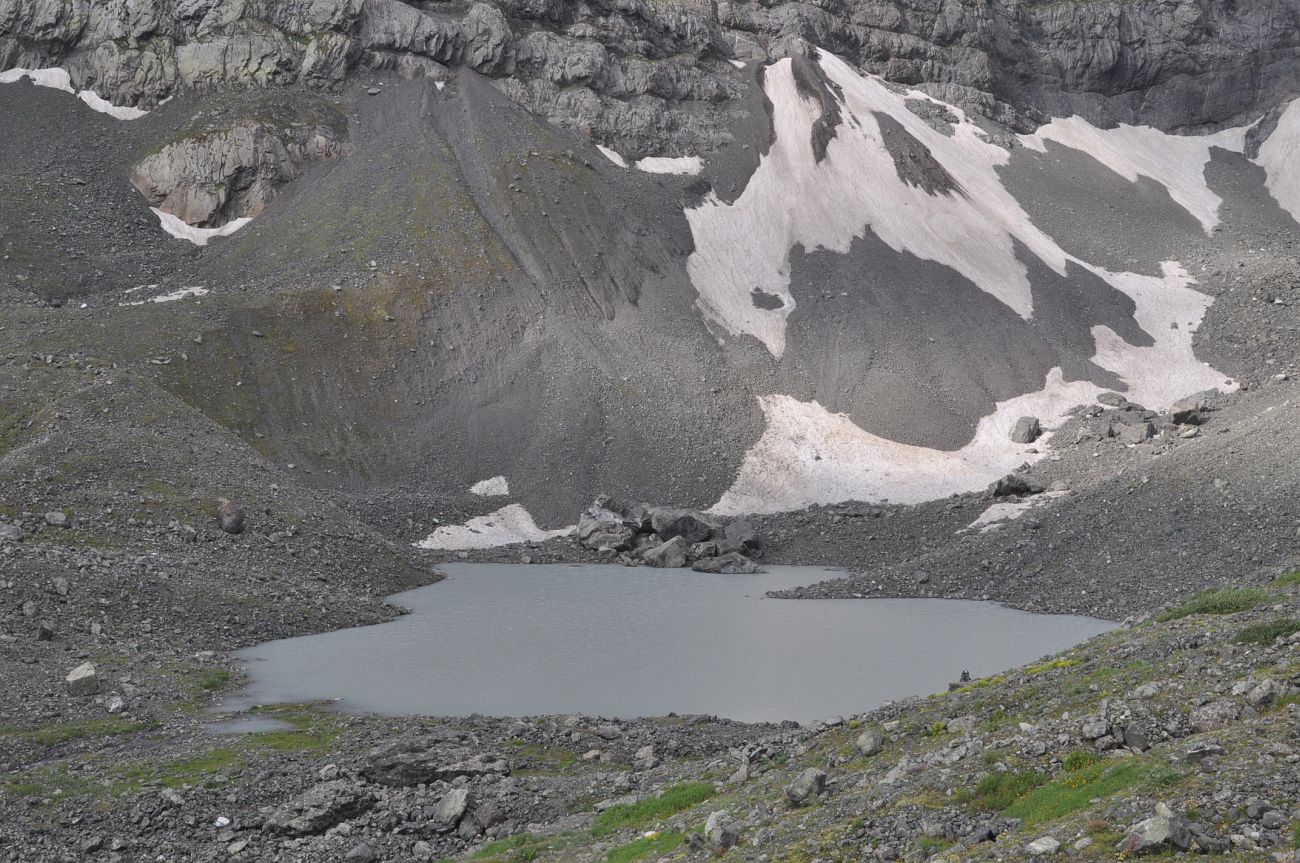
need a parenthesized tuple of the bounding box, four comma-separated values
(3, 0, 1298, 158)
(129, 91, 350, 226)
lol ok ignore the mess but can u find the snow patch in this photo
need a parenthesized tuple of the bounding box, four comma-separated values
(151, 208, 251, 246)
(1020, 116, 1248, 233)
(693, 48, 1237, 514)
(710, 369, 1103, 515)
(1, 67, 148, 120)
(712, 258, 1231, 515)
(0, 67, 72, 92)
(597, 145, 628, 168)
(1254, 99, 1300, 225)
(1084, 261, 1231, 408)
(965, 491, 1069, 533)
(685, 50, 1077, 357)
(469, 475, 510, 497)
(78, 90, 149, 121)
(415, 504, 573, 550)
(636, 156, 703, 175)
(728, 59, 747, 70)
(121, 286, 210, 306)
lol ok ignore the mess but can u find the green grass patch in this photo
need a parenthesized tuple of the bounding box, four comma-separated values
(198, 669, 232, 691)
(916, 836, 952, 856)
(960, 771, 1048, 812)
(591, 782, 715, 838)
(1156, 588, 1268, 622)
(0, 717, 157, 748)
(471, 833, 551, 862)
(507, 739, 578, 773)
(1061, 750, 1101, 772)
(110, 747, 244, 794)
(1003, 759, 1173, 826)
(1234, 618, 1300, 646)
(246, 707, 344, 754)
(956, 673, 1008, 694)
(1025, 657, 1081, 675)
(1274, 571, 1300, 588)
(606, 831, 684, 863)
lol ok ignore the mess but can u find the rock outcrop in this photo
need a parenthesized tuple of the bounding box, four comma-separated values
(130, 92, 349, 226)
(574, 497, 762, 571)
(3, 0, 1297, 159)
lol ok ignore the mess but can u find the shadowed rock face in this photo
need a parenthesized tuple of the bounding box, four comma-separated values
(2, 0, 1297, 159)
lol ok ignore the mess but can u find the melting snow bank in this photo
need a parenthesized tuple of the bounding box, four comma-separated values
(636, 156, 703, 175)
(1, 67, 148, 120)
(692, 48, 1236, 514)
(1019, 117, 1248, 233)
(710, 370, 1100, 515)
(151, 208, 251, 247)
(469, 476, 510, 496)
(596, 145, 628, 168)
(1255, 99, 1300, 225)
(711, 258, 1229, 515)
(416, 505, 573, 551)
(965, 491, 1071, 533)
(121, 286, 209, 306)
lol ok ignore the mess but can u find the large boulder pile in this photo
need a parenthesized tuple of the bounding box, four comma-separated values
(573, 497, 762, 572)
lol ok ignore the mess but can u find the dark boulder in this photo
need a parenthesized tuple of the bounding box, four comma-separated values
(691, 552, 760, 574)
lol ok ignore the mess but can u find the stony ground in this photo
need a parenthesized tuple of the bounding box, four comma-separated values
(3, 566, 1300, 863)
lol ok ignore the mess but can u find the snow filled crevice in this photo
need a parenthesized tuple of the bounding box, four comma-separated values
(151, 208, 252, 246)
(1020, 116, 1249, 233)
(416, 505, 573, 550)
(1254, 99, 1300, 225)
(1, 67, 149, 120)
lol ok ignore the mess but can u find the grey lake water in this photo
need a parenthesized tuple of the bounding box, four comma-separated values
(223, 564, 1114, 724)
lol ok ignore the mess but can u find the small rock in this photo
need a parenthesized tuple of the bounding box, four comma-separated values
(1026, 836, 1060, 855)
(690, 551, 760, 574)
(433, 787, 470, 828)
(855, 729, 885, 757)
(105, 694, 126, 714)
(344, 842, 376, 863)
(0, 524, 24, 542)
(1190, 700, 1240, 732)
(66, 662, 99, 696)
(1183, 740, 1224, 763)
(705, 811, 740, 849)
(1011, 416, 1042, 444)
(217, 498, 245, 535)
(642, 536, 688, 568)
(1168, 400, 1202, 425)
(1116, 813, 1193, 855)
(43, 511, 68, 528)
(784, 767, 826, 806)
